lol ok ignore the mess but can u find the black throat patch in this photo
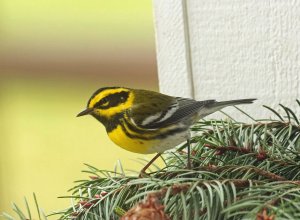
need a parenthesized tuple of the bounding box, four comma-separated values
(91, 112, 124, 133)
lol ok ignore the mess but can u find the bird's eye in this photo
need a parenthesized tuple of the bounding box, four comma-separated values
(94, 97, 109, 108)
(101, 98, 109, 106)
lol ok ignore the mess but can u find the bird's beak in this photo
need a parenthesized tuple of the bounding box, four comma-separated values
(77, 108, 93, 117)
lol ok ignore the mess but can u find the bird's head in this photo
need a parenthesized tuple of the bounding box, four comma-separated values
(77, 87, 134, 120)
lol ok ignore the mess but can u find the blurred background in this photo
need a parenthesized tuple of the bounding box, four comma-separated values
(0, 0, 158, 218)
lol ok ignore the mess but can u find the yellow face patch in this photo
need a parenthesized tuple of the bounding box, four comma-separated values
(88, 88, 134, 118)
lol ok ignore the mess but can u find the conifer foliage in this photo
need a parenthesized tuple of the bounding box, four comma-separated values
(3, 102, 300, 219)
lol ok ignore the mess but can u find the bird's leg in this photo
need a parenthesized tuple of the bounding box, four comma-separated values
(139, 153, 161, 178)
(187, 138, 192, 169)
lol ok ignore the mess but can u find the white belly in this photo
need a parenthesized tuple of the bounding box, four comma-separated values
(146, 130, 189, 153)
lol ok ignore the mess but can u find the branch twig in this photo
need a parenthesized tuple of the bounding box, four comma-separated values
(197, 165, 287, 181)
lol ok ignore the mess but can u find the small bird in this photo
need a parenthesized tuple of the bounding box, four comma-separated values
(77, 87, 255, 175)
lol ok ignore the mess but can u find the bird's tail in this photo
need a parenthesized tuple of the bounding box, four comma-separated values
(200, 98, 256, 118)
(213, 98, 256, 108)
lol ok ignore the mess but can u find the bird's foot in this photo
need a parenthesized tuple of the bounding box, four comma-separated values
(186, 161, 192, 170)
(138, 153, 161, 178)
(138, 170, 149, 178)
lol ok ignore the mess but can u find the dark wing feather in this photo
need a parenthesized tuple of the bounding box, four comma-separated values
(142, 98, 215, 129)
(131, 94, 215, 129)
(129, 89, 256, 130)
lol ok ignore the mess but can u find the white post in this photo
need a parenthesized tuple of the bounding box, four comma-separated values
(153, 0, 194, 98)
(153, 0, 300, 119)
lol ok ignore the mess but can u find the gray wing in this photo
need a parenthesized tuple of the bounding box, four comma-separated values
(137, 98, 216, 129)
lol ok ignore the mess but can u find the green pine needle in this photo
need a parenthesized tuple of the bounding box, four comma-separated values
(3, 101, 300, 219)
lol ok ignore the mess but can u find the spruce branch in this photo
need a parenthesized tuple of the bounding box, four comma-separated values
(196, 165, 286, 181)
(3, 101, 300, 220)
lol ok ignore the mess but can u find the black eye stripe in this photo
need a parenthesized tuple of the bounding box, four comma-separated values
(98, 97, 108, 105)
(95, 91, 129, 109)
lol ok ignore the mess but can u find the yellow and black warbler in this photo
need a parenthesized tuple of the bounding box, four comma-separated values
(77, 87, 255, 174)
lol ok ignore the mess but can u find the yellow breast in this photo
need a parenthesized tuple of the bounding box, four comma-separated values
(107, 125, 158, 154)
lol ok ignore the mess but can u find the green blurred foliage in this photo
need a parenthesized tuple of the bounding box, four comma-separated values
(0, 0, 158, 218)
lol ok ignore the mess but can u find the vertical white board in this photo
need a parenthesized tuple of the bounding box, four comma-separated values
(153, 0, 194, 98)
(153, 0, 300, 119)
